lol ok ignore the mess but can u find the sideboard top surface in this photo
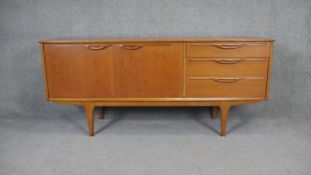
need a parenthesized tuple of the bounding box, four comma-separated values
(40, 37, 275, 44)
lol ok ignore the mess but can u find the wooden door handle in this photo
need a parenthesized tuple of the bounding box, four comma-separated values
(86, 45, 111, 50)
(117, 44, 143, 50)
(212, 78, 240, 83)
(213, 59, 242, 64)
(214, 44, 243, 49)
(189, 43, 244, 49)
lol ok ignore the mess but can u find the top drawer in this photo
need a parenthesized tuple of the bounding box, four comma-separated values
(187, 42, 270, 58)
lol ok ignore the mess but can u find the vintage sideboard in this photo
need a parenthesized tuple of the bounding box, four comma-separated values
(39, 38, 274, 136)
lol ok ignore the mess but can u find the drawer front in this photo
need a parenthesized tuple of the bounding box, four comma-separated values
(187, 42, 270, 58)
(186, 58, 269, 76)
(186, 76, 267, 98)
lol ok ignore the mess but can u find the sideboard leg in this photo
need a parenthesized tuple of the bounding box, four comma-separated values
(211, 106, 218, 119)
(220, 102, 231, 137)
(83, 103, 95, 136)
(99, 107, 105, 119)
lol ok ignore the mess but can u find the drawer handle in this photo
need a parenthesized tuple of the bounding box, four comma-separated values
(214, 59, 242, 64)
(215, 44, 243, 49)
(86, 45, 111, 50)
(212, 78, 240, 83)
(117, 44, 143, 50)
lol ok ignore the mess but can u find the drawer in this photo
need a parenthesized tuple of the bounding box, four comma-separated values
(186, 58, 269, 76)
(186, 76, 267, 98)
(187, 42, 270, 58)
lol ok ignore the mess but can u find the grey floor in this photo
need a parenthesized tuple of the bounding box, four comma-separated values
(1, 106, 311, 175)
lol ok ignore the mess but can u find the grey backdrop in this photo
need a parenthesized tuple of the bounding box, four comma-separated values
(0, 0, 310, 119)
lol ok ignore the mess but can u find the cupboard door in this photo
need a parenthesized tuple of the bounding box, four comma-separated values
(44, 44, 115, 98)
(114, 43, 183, 98)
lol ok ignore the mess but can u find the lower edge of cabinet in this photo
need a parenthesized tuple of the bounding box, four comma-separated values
(49, 98, 264, 106)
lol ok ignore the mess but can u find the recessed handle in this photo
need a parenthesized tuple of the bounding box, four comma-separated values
(189, 43, 244, 49)
(212, 78, 240, 83)
(213, 59, 242, 64)
(86, 45, 111, 51)
(214, 44, 243, 49)
(117, 44, 143, 50)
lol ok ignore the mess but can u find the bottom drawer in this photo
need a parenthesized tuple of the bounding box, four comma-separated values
(186, 76, 267, 98)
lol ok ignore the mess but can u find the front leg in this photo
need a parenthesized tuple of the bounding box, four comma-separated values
(83, 102, 95, 136)
(219, 101, 231, 137)
(99, 107, 105, 119)
(211, 106, 218, 119)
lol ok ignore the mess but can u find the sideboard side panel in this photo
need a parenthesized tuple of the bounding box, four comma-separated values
(265, 42, 274, 100)
(40, 44, 49, 100)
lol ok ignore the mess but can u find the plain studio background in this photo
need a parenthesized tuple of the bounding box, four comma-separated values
(0, 0, 310, 175)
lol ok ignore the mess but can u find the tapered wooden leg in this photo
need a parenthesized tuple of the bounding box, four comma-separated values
(83, 102, 95, 136)
(220, 102, 231, 137)
(211, 106, 218, 119)
(98, 107, 105, 119)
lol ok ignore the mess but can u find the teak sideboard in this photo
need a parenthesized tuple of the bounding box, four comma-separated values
(39, 37, 275, 137)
